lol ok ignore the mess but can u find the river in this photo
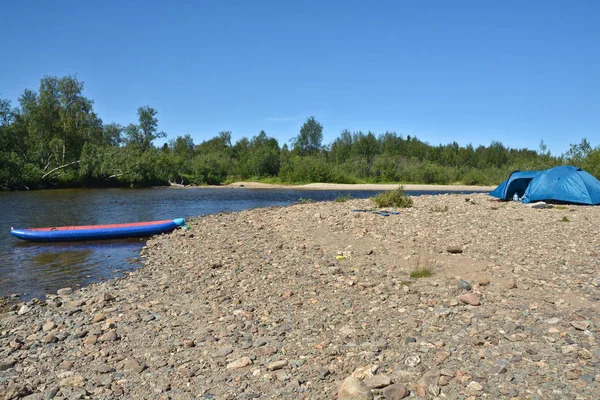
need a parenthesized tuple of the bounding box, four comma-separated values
(0, 187, 484, 300)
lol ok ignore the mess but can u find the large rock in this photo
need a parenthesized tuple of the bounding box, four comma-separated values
(337, 376, 373, 400)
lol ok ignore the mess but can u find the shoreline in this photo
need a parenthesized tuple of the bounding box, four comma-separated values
(222, 182, 495, 192)
(1, 193, 597, 399)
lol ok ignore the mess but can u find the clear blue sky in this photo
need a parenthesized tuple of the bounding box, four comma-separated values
(1, 0, 598, 156)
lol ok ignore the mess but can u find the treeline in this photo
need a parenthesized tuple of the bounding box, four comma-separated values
(1, 75, 598, 190)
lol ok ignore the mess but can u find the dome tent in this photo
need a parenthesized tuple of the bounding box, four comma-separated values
(489, 170, 541, 201)
(521, 166, 600, 205)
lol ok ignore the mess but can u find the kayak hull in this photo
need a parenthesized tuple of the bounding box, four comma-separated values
(10, 218, 186, 242)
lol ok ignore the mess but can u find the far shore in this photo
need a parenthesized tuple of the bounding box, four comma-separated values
(221, 181, 495, 192)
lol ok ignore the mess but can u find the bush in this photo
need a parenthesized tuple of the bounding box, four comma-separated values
(334, 193, 352, 202)
(371, 186, 413, 208)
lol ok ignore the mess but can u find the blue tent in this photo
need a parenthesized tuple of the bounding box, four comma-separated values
(521, 166, 600, 205)
(489, 170, 541, 200)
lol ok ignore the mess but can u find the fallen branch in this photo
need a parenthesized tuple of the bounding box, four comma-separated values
(41, 160, 81, 179)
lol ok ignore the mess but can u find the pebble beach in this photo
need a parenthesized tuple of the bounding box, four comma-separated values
(2, 193, 600, 399)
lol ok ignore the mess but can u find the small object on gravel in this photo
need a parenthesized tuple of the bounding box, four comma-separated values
(382, 383, 409, 399)
(57, 287, 72, 296)
(404, 355, 421, 367)
(98, 292, 115, 303)
(503, 278, 517, 289)
(570, 320, 591, 331)
(18, 305, 30, 315)
(59, 374, 86, 388)
(266, 360, 287, 371)
(457, 279, 472, 290)
(478, 276, 490, 286)
(458, 293, 480, 306)
(467, 381, 484, 391)
(446, 246, 463, 254)
(404, 336, 417, 344)
(337, 376, 373, 400)
(364, 374, 391, 389)
(226, 357, 252, 369)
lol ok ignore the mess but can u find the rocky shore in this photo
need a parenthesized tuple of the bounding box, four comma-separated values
(1, 193, 600, 399)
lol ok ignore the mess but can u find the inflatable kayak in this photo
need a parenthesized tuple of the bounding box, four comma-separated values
(10, 218, 186, 242)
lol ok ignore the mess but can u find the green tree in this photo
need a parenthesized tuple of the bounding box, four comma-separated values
(125, 106, 165, 151)
(293, 116, 323, 156)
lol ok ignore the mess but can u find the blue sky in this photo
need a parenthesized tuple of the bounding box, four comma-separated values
(1, 0, 598, 155)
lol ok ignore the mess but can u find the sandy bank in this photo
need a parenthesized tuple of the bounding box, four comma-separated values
(1, 193, 599, 399)
(225, 181, 495, 192)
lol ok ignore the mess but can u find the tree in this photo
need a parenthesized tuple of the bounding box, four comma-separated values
(125, 106, 165, 151)
(293, 116, 323, 156)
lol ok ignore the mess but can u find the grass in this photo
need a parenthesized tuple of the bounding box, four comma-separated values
(334, 193, 352, 202)
(372, 186, 413, 208)
(554, 205, 568, 210)
(410, 268, 433, 279)
(561, 216, 570, 222)
(409, 248, 433, 279)
(297, 197, 314, 204)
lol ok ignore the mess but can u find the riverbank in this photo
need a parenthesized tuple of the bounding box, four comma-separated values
(225, 182, 495, 191)
(1, 193, 599, 399)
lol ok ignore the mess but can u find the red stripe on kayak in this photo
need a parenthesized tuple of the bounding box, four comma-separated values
(26, 220, 174, 232)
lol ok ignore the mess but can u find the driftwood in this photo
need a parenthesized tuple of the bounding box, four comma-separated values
(168, 177, 186, 187)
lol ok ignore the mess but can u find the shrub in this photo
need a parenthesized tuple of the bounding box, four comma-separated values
(372, 186, 413, 208)
(335, 193, 352, 202)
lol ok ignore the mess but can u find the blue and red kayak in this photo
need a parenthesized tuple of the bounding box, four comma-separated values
(10, 218, 186, 242)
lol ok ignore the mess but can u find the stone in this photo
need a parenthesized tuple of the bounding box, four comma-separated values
(42, 321, 57, 332)
(565, 369, 581, 380)
(352, 365, 379, 380)
(382, 383, 409, 399)
(84, 335, 98, 345)
(98, 330, 118, 342)
(124, 358, 146, 374)
(467, 381, 483, 391)
(212, 346, 234, 358)
(446, 246, 463, 254)
(337, 376, 373, 400)
(59, 360, 74, 371)
(457, 279, 471, 291)
(59, 374, 86, 387)
(503, 279, 517, 289)
(0, 358, 17, 371)
(57, 287, 73, 296)
(458, 292, 480, 306)
(93, 313, 106, 323)
(266, 360, 287, 370)
(570, 320, 590, 331)
(18, 305, 30, 315)
(404, 355, 421, 368)
(478, 277, 490, 286)
(98, 292, 115, 303)
(364, 374, 391, 389)
(226, 356, 252, 369)
(254, 345, 276, 356)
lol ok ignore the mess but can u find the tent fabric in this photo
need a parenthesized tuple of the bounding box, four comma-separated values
(489, 170, 541, 200)
(521, 166, 600, 205)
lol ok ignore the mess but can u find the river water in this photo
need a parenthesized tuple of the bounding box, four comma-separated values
(0, 187, 484, 300)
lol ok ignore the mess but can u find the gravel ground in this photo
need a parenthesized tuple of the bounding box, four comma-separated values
(1, 193, 599, 399)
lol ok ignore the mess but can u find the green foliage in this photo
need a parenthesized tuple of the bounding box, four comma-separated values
(561, 216, 570, 222)
(334, 193, 352, 202)
(293, 116, 323, 156)
(410, 268, 433, 279)
(4, 76, 600, 191)
(297, 198, 314, 204)
(372, 186, 413, 208)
